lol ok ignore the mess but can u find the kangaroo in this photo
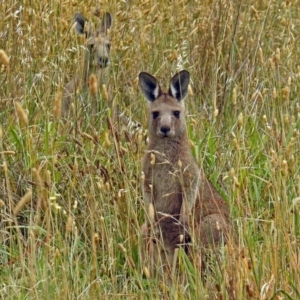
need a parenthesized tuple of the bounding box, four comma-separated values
(62, 12, 112, 117)
(139, 70, 231, 277)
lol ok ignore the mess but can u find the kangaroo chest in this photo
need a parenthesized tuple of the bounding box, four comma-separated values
(143, 145, 193, 217)
(150, 160, 183, 217)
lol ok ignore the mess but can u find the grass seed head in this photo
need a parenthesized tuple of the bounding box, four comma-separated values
(32, 168, 43, 187)
(73, 158, 78, 174)
(118, 243, 127, 254)
(232, 87, 237, 106)
(148, 203, 155, 221)
(258, 47, 264, 64)
(102, 84, 109, 101)
(89, 73, 98, 96)
(229, 168, 235, 178)
(0, 199, 5, 209)
(179, 234, 184, 243)
(272, 88, 277, 99)
(233, 137, 239, 150)
(213, 108, 219, 118)
(150, 152, 155, 165)
(269, 58, 275, 70)
(13, 189, 32, 216)
(53, 90, 62, 119)
(274, 47, 281, 64)
(141, 171, 145, 182)
(104, 131, 111, 147)
(94, 233, 100, 243)
(143, 266, 150, 278)
(262, 115, 267, 123)
(282, 86, 290, 101)
(282, 159, 288, 176)
(15, 102, 28, 127)
(45, 170, 51, 186)
(187, 84, 193, 96)
(0, 49, 9, 66)
(238, 112, 243, 127)
(66, 215, 73, 233)
(128, 256, 136, 269)
(73, 200, 78, 209)
(2, 161, 7, 173)
(178, 159, 182, 168)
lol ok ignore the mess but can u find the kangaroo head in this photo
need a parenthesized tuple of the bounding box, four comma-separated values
(74, 12, 112, 69)
(139, 71, 190, 138)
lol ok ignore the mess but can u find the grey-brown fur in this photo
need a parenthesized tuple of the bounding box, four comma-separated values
(139, 70, 231, 276)
(62, 12, 112, 117)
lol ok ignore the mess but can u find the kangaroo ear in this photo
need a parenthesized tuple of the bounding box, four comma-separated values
(169, 70, 190, 101)
(100, 12, 112, 33)
(74, 13, 86, 35)
(139, 72, 161, 102)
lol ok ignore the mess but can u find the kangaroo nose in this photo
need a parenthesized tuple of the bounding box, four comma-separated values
(98, 57, 109, 68)
(160, 126, 170, 135)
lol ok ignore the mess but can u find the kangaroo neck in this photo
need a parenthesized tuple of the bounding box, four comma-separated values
(148, 132, 190, 160)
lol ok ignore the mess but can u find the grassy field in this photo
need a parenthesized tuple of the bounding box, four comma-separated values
(1, 0, 300, 299)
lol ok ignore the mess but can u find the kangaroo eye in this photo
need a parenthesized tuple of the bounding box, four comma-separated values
(173, 111, 180, 118)
(152, 111, 159, 119)
(107, 43, 111, 50)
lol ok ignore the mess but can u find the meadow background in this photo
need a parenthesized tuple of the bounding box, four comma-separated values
(1, 0, 300, 299)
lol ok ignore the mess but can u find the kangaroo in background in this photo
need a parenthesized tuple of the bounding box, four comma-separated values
(62, 12, 112, 117)
(139, 70, 231, 276)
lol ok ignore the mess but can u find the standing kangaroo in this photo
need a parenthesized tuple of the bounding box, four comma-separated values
(139, 70, 231, 276)
(62, 12, 112, 117)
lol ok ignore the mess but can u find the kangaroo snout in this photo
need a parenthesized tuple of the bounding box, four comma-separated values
(93, 38, 111, 68)
(97, 56, 109, 68)
(160, 126, 171, 136)
(158, 113, 173, 137)
(88, 34, 111, 69)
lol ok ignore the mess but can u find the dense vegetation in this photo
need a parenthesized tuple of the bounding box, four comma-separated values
(1, 0, 300, 299)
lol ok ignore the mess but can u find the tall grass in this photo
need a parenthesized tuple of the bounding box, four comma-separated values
(1, 0, 300, 299)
